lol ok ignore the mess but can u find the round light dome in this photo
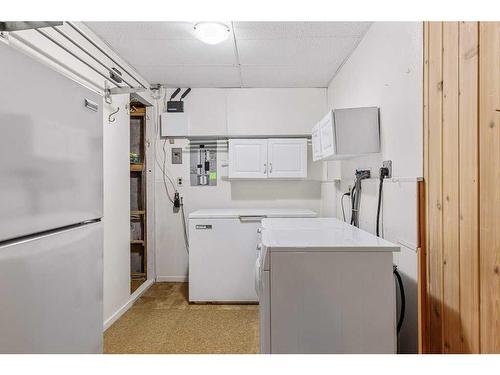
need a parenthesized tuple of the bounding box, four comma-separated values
(194, 22, 230, 45)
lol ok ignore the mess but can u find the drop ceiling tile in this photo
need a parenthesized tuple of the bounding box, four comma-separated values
(101, 38, 237, 66)
(233, 22, 372, 39)
(135, 65, 241, 87)
(237, 37, 358, 67)
(84, 21, 373, 88)
(85, 21, 199, 40)
(240, 65, 335, 87)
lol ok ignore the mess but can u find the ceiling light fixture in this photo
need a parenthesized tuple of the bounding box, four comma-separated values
(193, 22, 230, 45)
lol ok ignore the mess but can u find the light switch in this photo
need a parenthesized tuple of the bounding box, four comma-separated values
(172, 148, 182, 164)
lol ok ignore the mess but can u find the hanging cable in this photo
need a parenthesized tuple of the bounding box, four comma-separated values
(376, 166, 389, 237)
(376, 165, 405, 334)
(350, 170, 370, 227)
(180, 197, 189, 254)
(341, 192, 350, 222)
(151, 86, 177, 204)
(161, 138, 175, 204)
(394, 266, 406, 333)
(350, 184, 356, 225)
(152, 86, 190, 255)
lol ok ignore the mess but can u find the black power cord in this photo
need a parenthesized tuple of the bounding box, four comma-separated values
(376, 166, 389, 237)
(350, 185, 356, 225)
(351, 170, 370, 227)
(393, 266, 406, 333)
(377, 166, 405, 334)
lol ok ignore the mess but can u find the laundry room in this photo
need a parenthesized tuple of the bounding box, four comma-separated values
(1, 1, 500, 372)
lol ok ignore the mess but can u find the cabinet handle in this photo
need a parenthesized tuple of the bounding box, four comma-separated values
(269, 162, 273, 173)
(264, 163, 267, 174)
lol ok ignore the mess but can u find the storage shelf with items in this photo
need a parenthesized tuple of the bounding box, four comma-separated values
(129, 105, 147, 293)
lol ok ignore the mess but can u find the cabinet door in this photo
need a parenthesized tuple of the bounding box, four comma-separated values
(228, 139, 268, 179)
(227, 88, 327, 136)
(184, 89, 227, 136)
(311, 122, 323, 161)
(319, 111, 335, 158)
(267, 138, 307, 178)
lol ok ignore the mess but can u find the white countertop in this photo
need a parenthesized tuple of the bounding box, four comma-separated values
(261, 218, 399, 252)
(189, 208, 317, 219)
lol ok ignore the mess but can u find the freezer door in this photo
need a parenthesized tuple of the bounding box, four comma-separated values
(189, 218, 260, 302)
(0, 222, 103, 353)
(0, 42, 103, 241)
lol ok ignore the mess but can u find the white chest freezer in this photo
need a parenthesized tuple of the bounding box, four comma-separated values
(188, 208, 317, 302)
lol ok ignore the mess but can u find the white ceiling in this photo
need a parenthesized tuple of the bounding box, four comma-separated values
(85, 22, 371, 88)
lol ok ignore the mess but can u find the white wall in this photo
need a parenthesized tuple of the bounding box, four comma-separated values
(102, 94, 131, 323)
(321, 22, 423, 353)
(155, 88, 327, 281)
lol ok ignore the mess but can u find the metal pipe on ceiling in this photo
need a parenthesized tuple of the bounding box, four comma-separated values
(65, 22, 148, 90)
(50, 25, 136, 89)
(35, 28, 122, 88)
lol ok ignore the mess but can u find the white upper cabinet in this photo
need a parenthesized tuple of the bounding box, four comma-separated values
(267, 139, 307, 179)
(161, 88, 327, 138)
(185, 89, 227, 136)
(318, 111, 335, 158)
(311, 123, 323, 162)
(229, 138, 308, 179)
(228, 139, 268, 179)
(226, 89, 327, 136)
(312, 107, 380, 161)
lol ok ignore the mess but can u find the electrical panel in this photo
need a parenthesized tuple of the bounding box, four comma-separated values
(190, 142, 217, 186)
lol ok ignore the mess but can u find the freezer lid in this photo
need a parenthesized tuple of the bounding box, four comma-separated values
(0, 41, 103, 242)
(188, 208, 317, 219)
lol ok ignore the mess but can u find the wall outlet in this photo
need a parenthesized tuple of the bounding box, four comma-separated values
(177, 177, 183, 187)
(382, 160, 392, 178)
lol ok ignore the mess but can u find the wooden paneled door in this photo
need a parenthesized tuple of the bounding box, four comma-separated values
(423, 21, 500, 354)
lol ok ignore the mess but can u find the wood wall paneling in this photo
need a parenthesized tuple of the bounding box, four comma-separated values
(427, 21, 444, 354)
(420, 22, 430, 354)
(458, 21, 480, 354)
(442, 22, 461, 353)
(424, 21, 499, 353)
(479, 21, 500, 354)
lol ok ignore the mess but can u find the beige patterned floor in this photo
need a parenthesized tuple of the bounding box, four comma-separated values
(104, 282, 259, 354)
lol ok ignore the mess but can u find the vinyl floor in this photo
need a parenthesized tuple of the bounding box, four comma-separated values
(104, 282, 259, 354)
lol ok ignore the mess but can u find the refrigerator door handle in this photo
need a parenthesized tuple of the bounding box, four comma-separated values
(84, 98, 99, 112)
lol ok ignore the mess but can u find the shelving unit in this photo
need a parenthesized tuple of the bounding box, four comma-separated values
(130, 106, 147, 294)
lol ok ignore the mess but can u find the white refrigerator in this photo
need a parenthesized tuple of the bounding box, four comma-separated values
(0, 40, 104, 353)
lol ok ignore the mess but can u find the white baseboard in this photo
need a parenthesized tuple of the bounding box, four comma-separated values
(156, 276, 188, 282)
(103, 278, 154, 332)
